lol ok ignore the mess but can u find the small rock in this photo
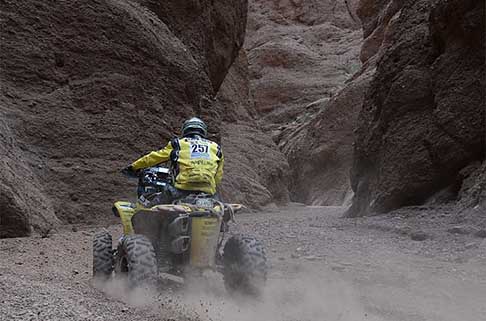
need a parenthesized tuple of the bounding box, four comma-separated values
(303, 255, 322, 261)
(40, 228, 52, 238)
(331, 266, 345, 272)
(71, 226, 78, 232)
(447, 226, 471, 235)
(398, 226, 412, 235)
(410, 231, 428, 241)
(72, 269, 79, 275)
(465, 242, 477, 249)
(473, 230, 486, 238)
(121, 307, 128, 313)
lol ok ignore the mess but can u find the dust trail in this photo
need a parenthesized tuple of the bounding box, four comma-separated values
(179, 265, 383, 321)
(93, 277, 153, 306)
(94, 276, 206, 320)
(94, 264, 383, 321)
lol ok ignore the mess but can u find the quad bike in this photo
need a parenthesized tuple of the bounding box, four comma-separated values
(92, 166, 268, 295)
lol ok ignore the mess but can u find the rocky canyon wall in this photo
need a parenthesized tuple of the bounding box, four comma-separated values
(348, 0, 485, 216)
(0, 0, 253, 237)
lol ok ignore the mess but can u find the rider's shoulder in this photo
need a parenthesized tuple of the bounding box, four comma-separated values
(177, 136, 219, 147)
(169, 137, 181, 148)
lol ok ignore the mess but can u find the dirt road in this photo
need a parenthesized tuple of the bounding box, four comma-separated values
(1, 205, 485, 321)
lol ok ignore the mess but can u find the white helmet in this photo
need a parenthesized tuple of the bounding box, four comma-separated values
(181, 117, 208, 138)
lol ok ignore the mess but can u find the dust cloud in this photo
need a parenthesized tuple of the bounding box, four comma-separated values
(181, 266, 382, 321)
(96, 264, 383, 321)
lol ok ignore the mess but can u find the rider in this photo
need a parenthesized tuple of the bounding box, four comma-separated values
(124, 117, 224, 201)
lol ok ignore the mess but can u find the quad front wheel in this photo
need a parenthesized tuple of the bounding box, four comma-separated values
(93, 229, 113, 279)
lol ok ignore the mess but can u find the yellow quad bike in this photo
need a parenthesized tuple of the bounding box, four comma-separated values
(92, 166, 268, 295)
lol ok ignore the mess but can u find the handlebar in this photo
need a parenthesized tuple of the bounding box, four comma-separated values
(121, 167, 139, 178)
(121, 165, 171, 178)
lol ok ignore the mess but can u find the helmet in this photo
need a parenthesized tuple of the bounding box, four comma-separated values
(181, 117, 208, 138)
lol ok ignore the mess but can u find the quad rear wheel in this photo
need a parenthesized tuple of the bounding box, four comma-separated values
(115, 234, 157, 287)
(223, 235, 268, 296)
(93, 229, 113, 279)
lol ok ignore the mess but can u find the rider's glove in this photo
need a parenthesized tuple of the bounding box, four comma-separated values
(121, 165, 139, 178)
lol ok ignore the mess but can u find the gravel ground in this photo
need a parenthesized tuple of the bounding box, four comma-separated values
(1, 204, 485, 321)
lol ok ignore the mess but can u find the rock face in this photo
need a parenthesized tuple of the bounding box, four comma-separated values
(216, 49, 291, 206)
(250, 0, 365, 205)
(458, 161, 486, 211)
(348, 0, 485, 216)
(246, 0, 362, 125)
(217, 50, 258, 122)
(0, 0, 248, 237)
(278, 69, 373, 205)
(220, 122, 290, 207)
(134, 0, 248, 91)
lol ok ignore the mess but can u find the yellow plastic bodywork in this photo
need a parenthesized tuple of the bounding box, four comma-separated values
(113, 200, 242, 268)
(113, 201, 137, 234)
(113, 201, 209, 235)
(190, 216, 222, 268)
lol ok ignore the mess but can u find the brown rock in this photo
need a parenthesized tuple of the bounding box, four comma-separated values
(216, 48, 291, 206)
(447, 226, 472, 235)
(246, 0, 362, 124)
(135, 0, 248, 91)
(410, 231, 428, 241)
(458, 161, 486, 210)
(348, 0, 485, 216)
(220, 123, 290, 207)
(216, 50, 257, 122)
(0, 0, 248, 237)
(474, 230, 486, 239)
(357, 0, 404, 64)
(239, 0, 366, 206)
(278, 69, 373, 206)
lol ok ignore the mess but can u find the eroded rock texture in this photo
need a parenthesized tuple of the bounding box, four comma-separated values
(259, 0, 365, 206)
(0, 0, 249, 237)
(246, 0, 362, 124)
(279, 69, 373, 205)
(216, 49, 291, 207)
(348, 0, 485, 216)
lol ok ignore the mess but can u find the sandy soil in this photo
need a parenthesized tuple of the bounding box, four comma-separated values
(1, 205, 485, 321)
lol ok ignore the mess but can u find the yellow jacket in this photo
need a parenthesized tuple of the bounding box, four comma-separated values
(131, 137, 224, 195)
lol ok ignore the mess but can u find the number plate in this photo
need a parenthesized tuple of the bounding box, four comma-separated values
(195, 198, 213, 209)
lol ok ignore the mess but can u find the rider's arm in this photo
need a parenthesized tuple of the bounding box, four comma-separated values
(131, 142, 173, 170)
(215, 147, 224, 186)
